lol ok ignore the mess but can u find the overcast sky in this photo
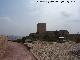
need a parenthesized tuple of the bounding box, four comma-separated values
(0, 0, 80, 36)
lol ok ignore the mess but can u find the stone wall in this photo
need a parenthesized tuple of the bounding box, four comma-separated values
(0, 35, 8, 57)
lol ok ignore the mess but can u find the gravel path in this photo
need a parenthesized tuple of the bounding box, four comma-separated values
(0, 41, 37, 60)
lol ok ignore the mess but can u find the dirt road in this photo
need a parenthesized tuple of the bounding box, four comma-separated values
(0, 41, 37, 60)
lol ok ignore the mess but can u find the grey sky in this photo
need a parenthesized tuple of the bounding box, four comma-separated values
(0, 0, 80, 36)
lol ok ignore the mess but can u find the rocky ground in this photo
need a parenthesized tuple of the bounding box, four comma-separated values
(27, 41, 80, 60)
(0, 41, 37, 60)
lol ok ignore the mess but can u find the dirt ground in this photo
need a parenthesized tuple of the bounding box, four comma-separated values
(0, 41, 37, 60)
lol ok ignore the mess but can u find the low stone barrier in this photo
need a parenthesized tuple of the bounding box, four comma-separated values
(0, 35, 8, 57)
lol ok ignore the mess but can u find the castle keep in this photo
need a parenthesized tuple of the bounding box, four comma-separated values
(37, 23, 46, 34)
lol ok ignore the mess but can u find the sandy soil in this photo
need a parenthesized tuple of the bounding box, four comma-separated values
(0, 41, 37, 60)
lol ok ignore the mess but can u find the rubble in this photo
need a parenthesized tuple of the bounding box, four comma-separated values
(26, 41, 80, 60)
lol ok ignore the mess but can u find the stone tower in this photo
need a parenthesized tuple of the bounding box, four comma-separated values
(37, 23, 46, 34)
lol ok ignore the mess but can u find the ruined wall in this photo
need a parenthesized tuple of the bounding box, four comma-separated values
(0, 35, 8, 57)
(59, 30, 69, 37)
(69, 34, 80, 43)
